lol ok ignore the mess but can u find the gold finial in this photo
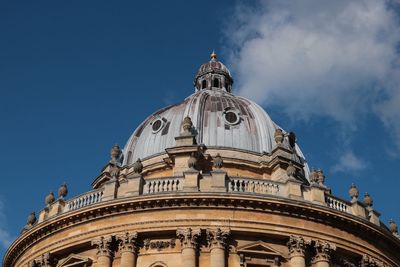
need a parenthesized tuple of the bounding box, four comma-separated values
(210, 50, 217, 60)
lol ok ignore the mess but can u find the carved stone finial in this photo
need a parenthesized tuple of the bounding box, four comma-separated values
(312, 240, 336, 264)
(182, 116, 194, 136)
(274, 128, 284, 145)
(176, 228, 201, 249)
(389, 219, 398, 234)
(213, 154, 223, 169)
(58, 183, 68, 199)
(117, 232, 138, 253)
(45, 192, 55, 206)
(317, 169, 325, 186)
(110, 144, 122, 163)
(91, 236, 113, 257)
(133, 158, 143, 174)
(287, 235, 309, 258)
(349, 183, 359, 202)
(188, 152, 197, 169)
(363, 192, 373, 207)
(286, 161, 296, 178)
(206, 228, 230, 250)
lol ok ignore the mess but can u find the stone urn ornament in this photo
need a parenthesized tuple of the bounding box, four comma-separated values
(286, 161, 296, 178)
(27, 212, 36, 225)
(110, 144, 122, 163)
(45, 192, 55, 206)
(389, 219, 398, 234)
(317, 169, 325, 185)
(363, 192, 373, 207)
(274, 128, 284, 145)
(58, 183, 68, 199)
(349, 183, 359, 202)
(182, 116, 193, 136)
(133, 158, 143, 174)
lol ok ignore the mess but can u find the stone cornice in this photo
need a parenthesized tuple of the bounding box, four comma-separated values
(4, 193, 400, 267)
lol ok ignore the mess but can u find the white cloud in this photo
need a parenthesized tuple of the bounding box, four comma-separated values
(331, 150, 367, 173)
(224, 0, 400, 149)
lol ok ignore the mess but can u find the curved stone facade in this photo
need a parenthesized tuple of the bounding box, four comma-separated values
(3, 54, 400, 267)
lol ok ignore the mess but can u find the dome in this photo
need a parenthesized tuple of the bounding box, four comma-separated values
(123, 54, 309, 179)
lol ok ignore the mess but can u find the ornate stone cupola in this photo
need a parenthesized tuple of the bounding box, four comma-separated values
(194, 51, 234, 93)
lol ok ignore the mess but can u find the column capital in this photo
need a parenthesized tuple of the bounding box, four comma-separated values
(91, 236, 113, 257)
(206, 228, 230, 250)
(312, 240, 336, 264)
(287, 235, 309, 258)
(117, 232, 138, 253)
(176, 228, 201, 249)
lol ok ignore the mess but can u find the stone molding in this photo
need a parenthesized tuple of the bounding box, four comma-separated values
(176, 228, 201, 250)
(206, 228, 230, 250)
(311, 240, 336, 263)
(287, 235, 309, 258)
(6, 194, 400, 267)
(91, 236, 113, 258)
(116, 232, 138, 253)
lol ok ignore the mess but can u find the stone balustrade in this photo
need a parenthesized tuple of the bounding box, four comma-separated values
(143, 177, 183, 194)
(325, 195, 350, 213)
(34, 175, 378, 228)
(65, 189, 104, 212)
(228, 177, 280, 196)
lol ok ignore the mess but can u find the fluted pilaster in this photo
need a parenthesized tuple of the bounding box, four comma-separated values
(287, 236, 308, 267)
(117, 232, 138, 267)
(312, 240, 336, 267)
(91, 236, 113, 267)
(177, 228, 201, 267)
(206, 228, 230, 267)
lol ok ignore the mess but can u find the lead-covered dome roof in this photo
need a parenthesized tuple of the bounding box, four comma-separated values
(123, 53, 308, 177)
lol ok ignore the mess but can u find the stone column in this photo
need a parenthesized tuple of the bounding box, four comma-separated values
(176, 228, 201, 267)
(287, 236, 308, 267)
(312, 241, 336, 267)
(206, 228, 230, 267)
(117, 232, 138, 267)
(91, 236, 113, 267)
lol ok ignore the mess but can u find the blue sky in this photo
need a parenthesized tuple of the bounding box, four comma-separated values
(1, 0, 400, 258)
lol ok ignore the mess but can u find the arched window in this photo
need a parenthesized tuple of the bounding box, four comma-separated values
(202, 80, 207, 89)
(213, 78, 220, 88)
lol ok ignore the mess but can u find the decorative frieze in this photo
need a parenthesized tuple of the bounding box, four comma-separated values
(176, 228, 201, 249)
(206, 228, 230, 250)
(144, 238, 176, 251)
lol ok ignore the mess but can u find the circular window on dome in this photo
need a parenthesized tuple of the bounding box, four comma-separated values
(223, 109, 240, 125)
(151, 117, 166, 133)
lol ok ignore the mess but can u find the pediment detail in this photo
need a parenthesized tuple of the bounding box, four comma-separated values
(57, 254, 92, 267)
(237, 241, 282, 256)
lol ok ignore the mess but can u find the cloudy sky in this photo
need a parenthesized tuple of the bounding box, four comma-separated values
(1, 0, 400, 258)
